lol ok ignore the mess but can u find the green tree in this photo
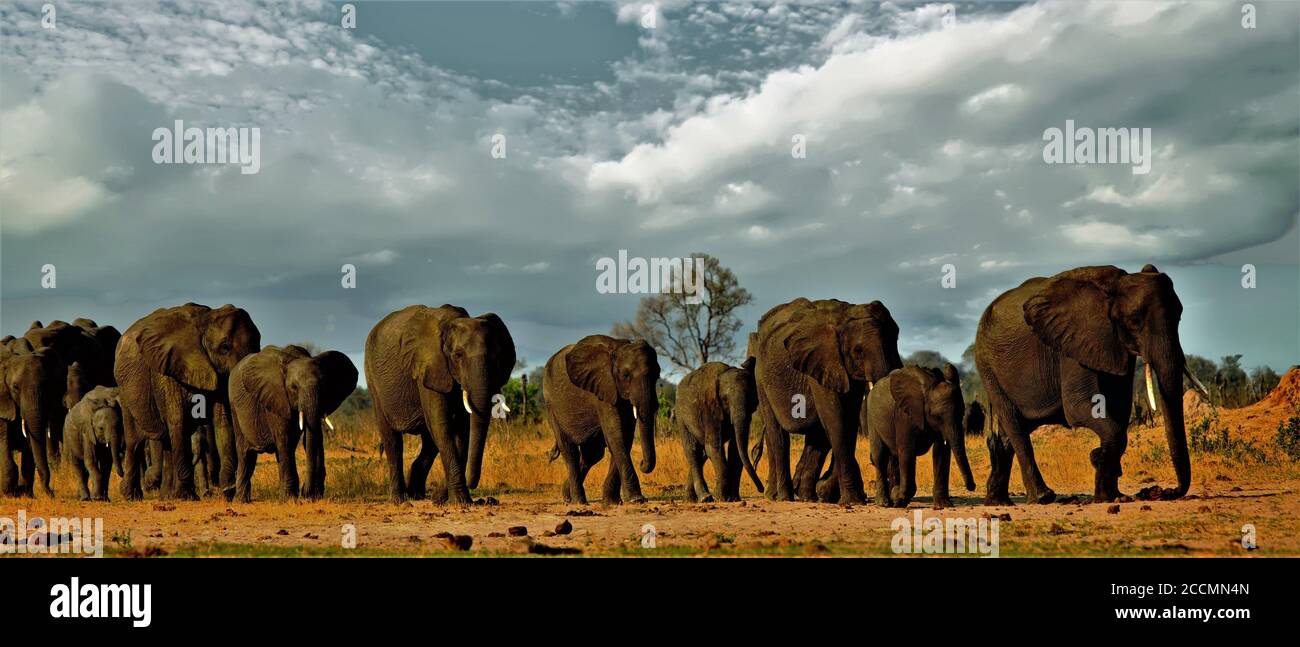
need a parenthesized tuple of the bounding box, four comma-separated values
(959, 343, 985, 405)
(904, 350, 951, 370)
(611, 253, 754, 374)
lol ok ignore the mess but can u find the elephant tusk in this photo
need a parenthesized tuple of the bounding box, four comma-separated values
(867, 380, 874, 391)
(21, 419, 27, 439)
(298, 410, 304, 431)
(1144, 363, 1158, 413)
(1184, 366, 1210, 398)
(632, 405, 638, 421)
(324, 416, 335, 431)
(462, 389, 473, 415)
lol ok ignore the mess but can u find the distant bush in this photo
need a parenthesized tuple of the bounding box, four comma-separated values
(1275, 405, 1300, 462)
(1188, 411, 1267, 463)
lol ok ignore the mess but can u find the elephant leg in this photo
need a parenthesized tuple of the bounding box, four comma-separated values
(143, 439, 163, 492)
(869, 433, 893, 507)
(1004, 423, 1053, 504)
(275, 427, 300, 499)
(680, 431, 708, 503)
(74, 456, 92, 501)
(723, 439, 743, 500)
(406, 427, 437, 500)
(211, 400, 236, 494)
(893, 445, 917, 508)
(703, 429, 733, 502)
(1087, 422, 1129, 503)
(374, 403, 407, 503)
(931, 443, 953, 509)
(578, 437, 604, 497)
(980, 379, 1017, 506)
(164, 405, 197, 501)
(758, 401, 794, 501)
(554, 430, 586, 505)
(793, 428, 830, 502)
(234, 432, 257, 504)
(119, 432, 145, 501)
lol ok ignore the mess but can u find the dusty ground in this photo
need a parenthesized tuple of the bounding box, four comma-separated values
(5, 370, 1299, 557)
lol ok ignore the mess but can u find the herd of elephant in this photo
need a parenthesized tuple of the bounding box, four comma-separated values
(0, 264, 1206, 509)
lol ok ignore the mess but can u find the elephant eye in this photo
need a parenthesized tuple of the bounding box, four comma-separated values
(218, 342, 231, 354)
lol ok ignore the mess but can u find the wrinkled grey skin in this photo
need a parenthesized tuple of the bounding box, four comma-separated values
(543, 335, 659, 505)
(115, 303, 261, 501)
(674, 359, 764, 502)
(975, 265, 1193, 505)
(64, 386, 125, 501)
(865, 365, 975, 509)
(750, 298, 903, 504)
(365, 305, 515, 504)
(0, 338, 65, 497)
(23, 319, 119, 460)
(230, 345, 358, 502)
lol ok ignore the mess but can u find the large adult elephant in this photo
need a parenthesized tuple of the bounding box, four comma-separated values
(674, 359, 764, 502)
(365, 305, 515, 504)
(23, 319, 119, 459)
(751, 298, 903, 504)
(0, 339, 65, 497)
(229, 345, 358, 501)
(974, 265, 1205, 504)
(115, 303, 261, 500)
(543, 335, 659, 505)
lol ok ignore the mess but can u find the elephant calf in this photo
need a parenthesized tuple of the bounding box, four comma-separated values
(229, 345, 358, 502)
(864, 364, 976, 509)
(674, 359, 764, 502)
(63, 386, 124, 501)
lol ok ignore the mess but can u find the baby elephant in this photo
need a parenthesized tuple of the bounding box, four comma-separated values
(674, 359, 764, 502)
(230, 345, 358, 502)
(63, 386, 124, 501)
(864, 364, 975, 509)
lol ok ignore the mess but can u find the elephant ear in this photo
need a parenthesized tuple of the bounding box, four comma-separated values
(137, 310, 219, 391)
(0, 375, 14, 420)
(314, 351, 359, 414)
(565, 338, 618, 404)
(780, 322, 849, 394)
(240, 352, 291, 418)
(889, 371, 928, 425)
(1023, 277, 1127, 375)
(477, 312, 517, 383)
(400, 309, 454, 394)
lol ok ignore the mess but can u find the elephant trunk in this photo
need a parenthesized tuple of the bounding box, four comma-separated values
(729, 400, 764, 493)
(1150, 347, 1191, 498)
(21, 396, 51, 494)
(635, 393, 656, 474)
(944, 419, 976, 491)
(464, 380, 493, 490)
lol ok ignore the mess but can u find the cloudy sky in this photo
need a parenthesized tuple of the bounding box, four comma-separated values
(1, 0, 1297, 382)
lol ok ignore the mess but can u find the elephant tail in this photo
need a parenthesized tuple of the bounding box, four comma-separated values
(547, 442, 560, 463)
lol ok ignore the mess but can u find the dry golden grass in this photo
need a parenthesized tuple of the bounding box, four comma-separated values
(22, 394, 1300, 506)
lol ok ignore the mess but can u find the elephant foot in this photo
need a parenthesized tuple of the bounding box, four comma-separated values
(720, 493, 740, 503)
(445, 488, 473, 506)
(1024, 488, 1056, 505)
(697, 494, 714, 503)
(891, 498, 912, 508)
(837, 492, 866, 506)
(932, 496, 954, 510)
(40, 486, 55, 498)
(766, 488, 795, 502)
(389, 492, 407, 505)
